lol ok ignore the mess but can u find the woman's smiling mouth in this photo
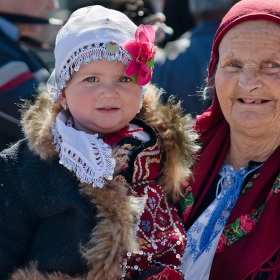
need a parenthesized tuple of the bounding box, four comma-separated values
(238, 98, 269, 104)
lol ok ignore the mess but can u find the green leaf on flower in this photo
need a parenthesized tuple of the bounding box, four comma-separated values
(146, 57, 154, 68)
(131, 75, 138, 84)
(180, 192, 194, 210)
(231, 219, 241, 233)
(178, 186, 193, 212)
(242, 181, 253, 195)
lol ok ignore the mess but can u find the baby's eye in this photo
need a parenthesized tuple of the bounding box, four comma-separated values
(118, 76, 132, 82)
(86, 76, 99, 82)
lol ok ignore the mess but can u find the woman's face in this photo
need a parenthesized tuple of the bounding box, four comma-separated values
(215, 20, 280, 137)
(59, 58, 142, 137)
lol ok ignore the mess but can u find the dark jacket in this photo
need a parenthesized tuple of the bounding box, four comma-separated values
(0, 140, 97, 278)
(0, 86, 198, 280)
(0, 25, 49, 149)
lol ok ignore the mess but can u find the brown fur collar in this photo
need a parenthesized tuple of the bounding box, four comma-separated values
(21, 84, 198, 201)
(13, 84, 199, 279)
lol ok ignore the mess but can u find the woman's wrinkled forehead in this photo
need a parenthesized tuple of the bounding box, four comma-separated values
(218, 20, 280, 58)
(207, 0, 280, 86)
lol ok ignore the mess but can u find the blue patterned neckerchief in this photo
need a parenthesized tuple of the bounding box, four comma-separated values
(198, 163, 262, 251)
(180, 162, 262, 279)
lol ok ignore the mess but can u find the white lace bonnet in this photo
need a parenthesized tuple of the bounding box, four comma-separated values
(47, 5, 137, 102)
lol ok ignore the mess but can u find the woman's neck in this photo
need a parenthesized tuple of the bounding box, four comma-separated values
(225, 129, 280, 170)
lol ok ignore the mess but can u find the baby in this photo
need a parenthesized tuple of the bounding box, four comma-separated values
(0, 5, 198, 280)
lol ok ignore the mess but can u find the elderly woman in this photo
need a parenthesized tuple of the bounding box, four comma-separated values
(179, 0, 280, 279)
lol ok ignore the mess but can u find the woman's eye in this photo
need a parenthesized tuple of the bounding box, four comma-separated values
(86, 76, 98, 82)
(263, 62, 280, 68)
(223, 62, 242, 72)
(261, 62, 280, 74)
(227, 62, 241, 68)
(119, 76, 132, 82)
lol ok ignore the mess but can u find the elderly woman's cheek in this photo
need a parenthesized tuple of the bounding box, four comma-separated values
(215, 70, 235, 114)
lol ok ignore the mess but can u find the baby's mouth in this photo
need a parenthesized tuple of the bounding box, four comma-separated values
(97, 107, 119, 111)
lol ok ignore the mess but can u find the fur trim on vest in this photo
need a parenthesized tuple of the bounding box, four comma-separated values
(10, 84, 198, 279)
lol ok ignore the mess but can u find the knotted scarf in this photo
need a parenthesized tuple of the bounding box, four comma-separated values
(183, 0, 280, 278)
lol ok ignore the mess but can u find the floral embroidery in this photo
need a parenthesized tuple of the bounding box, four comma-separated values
(110, 127, 185, 279)
(179, 185, 194, 223)
(158, 213, 168, 226)
(142, 220, 151, 232)
(241, 173, 261, 194)
(181, 161, 280, 267)
(139, 237, 152, 249)
(149, 197, 156, 209)
(240, 213, 256, 232)
(241, 181, 253, 195)
(216, 173, 280, 253)
(272, 174, 280, 195)
(216, 203, 265, 253)
(266, 174, 280, 202)
(123, 185, 186, 278)
(216, 233, 226, 253)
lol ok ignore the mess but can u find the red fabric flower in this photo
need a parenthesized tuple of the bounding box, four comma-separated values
(216, 233, 227, 253)
(123, 24, 157, 86)
(239, 214, 256, 233)
(182, 205, 192, 222)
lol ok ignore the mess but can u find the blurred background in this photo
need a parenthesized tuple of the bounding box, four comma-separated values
(37, 0, 194, 71)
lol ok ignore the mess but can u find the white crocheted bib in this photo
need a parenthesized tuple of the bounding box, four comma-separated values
(52, 111, 116, 188)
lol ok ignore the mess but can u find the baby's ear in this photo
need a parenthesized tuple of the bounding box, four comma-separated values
(58, 89, 67, 106)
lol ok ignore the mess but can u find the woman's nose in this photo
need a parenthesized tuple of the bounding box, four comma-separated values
(238, 68, 262, 93)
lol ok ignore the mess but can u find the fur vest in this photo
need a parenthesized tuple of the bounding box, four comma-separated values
(10, 84, 198, 280)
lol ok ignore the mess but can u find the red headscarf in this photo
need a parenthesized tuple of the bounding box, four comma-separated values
(184, 0, 280, 279)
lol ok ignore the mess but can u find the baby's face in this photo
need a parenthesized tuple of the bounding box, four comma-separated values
(59, 58, 142, 137)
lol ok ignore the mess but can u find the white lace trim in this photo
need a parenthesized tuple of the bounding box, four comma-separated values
(50, 42, 132, 102)
(52, 111, 116, 188)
